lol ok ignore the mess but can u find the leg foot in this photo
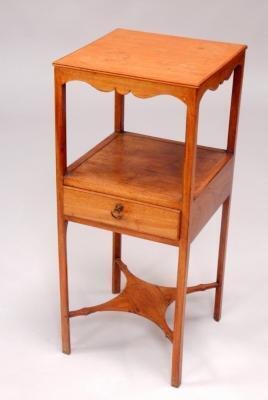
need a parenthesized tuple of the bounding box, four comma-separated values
(214, 197, 231, 321)
(58, 219, 71, 354)
(171, 242, 190, 387)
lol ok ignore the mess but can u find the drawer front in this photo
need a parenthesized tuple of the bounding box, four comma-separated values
(63, 187, 180, 241)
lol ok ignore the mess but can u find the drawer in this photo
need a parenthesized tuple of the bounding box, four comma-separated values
(63, 187, 180, 242)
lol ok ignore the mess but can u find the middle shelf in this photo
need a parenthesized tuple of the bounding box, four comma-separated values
(64, 131, 232, 210)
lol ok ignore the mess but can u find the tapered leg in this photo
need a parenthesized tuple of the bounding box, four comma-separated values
(112, 233, 121, 293)
(214, 196, 231, 321)
(57, 218, 71, 353)
(171, 98, 200, 387)
(214, 59, 244, 321)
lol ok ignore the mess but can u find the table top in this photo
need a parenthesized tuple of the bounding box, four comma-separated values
(54, 28, 246, 88)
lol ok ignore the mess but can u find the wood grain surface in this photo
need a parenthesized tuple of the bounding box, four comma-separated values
(63, 186, 180, 241)
(54, 30, 246, 388)
(65, 132, 232, 210)
(54, 28, 246, 88)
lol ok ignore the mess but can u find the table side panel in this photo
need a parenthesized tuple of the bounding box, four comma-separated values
(190, 156, 234, 241)
(55, 66, 194, 104)
(198, 51, 246, 100)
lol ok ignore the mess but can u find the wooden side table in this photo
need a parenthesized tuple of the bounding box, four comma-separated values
(53, 29, 247, 387)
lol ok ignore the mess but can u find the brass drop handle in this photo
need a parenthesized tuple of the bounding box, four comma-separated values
(111, 203, 124, 219)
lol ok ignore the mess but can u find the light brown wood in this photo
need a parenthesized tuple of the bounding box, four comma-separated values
(63, 187, 180, 241)
(54, 28, 246, 88)
(53, 28, 246, 104)
(70, 259, 176, 341)
(54, 65, 193, 104)
(64, 132, 232, 210)
(67, 215, 180, 246)
(54, 30, 247, 388)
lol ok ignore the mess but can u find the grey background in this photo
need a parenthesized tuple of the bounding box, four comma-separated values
(0, 1, 267, 399)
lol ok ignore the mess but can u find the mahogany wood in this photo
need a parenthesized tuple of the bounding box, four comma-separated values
(54, 29, 246, 388)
